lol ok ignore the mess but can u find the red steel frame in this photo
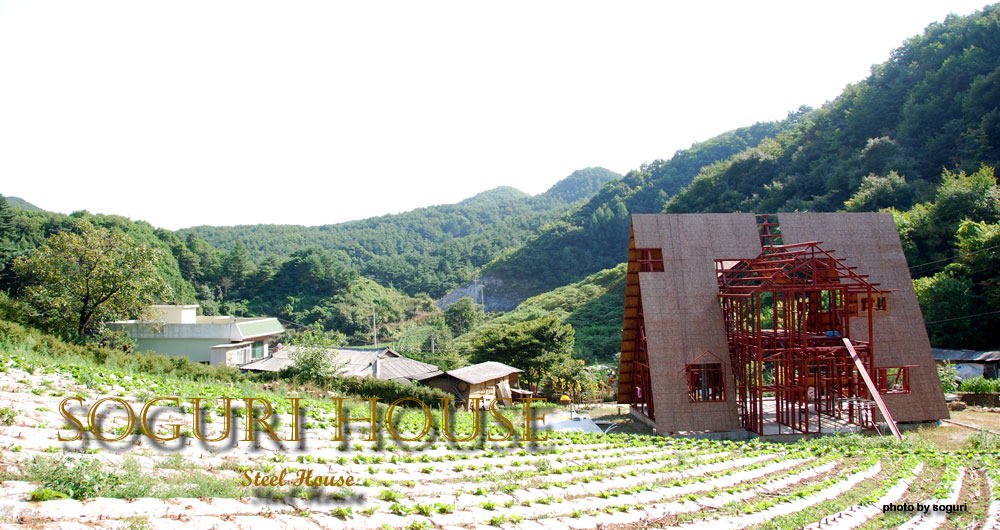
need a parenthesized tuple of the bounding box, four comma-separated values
(686, 362, 726, 402)
(716, 240, 890, 436)
(876, 365, 915, 394)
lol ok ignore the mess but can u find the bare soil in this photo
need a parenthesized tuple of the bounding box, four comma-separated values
(907, 407, 1000, 450)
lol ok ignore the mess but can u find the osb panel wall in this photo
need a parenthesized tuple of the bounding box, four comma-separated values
(778, 212, 949, 423)
(631, 214, 760, 433)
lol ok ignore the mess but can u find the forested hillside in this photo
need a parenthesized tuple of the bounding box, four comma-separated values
(659, 6, 1000, 348)
(665, 8, 1000, 215)
(478, 116, 803, 305)
(5, 197, 43, 212)
(487, 264, 626, 363)
(0, 167, 620, 347)
(465, 6, 1000, 349)
(180, 167, 620, 298)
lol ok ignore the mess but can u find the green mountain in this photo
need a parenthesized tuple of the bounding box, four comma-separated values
(469, 117, 803, 309)
(180, 167, 621, 299)
(658, 6, 1000, 348)
(3, 196, 44, 212)
(457, 186, 530, 206)
(0, 168, 621, 348)
(490, 5, 1000, 349)
(665, 7, 1000, 215)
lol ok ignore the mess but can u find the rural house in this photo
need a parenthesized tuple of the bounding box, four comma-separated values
(933, 348, 1000, 380)
(241, 346, 442, 383)
(108, 305, 285, 366)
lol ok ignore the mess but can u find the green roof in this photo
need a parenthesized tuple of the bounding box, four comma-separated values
(236, 318, 284, 339)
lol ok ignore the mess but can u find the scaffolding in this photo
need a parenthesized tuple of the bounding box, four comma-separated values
(716, 238, 892, 436)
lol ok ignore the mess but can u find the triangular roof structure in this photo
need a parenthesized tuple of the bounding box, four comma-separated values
(618, 213, 948, 436)
(716, 241, 887, 294)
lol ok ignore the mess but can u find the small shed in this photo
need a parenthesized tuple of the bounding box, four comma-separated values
(933, 348, 1000, 380)
(424, 361, 532, 408)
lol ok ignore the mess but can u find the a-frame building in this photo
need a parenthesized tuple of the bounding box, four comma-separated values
(618, 213, 948, 436)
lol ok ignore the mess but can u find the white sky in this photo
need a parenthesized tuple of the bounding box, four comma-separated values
(0, 1, 989, 230)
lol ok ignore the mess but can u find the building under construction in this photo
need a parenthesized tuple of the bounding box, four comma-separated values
(618, 213, 948, 437)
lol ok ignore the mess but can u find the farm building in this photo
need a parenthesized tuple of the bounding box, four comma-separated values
(932, 348, 1000, 380)
(241, 347, 442, 383)
(108, 305, 284, 366)
(424, 361, 532, 408)
(618, 213, 949, 437)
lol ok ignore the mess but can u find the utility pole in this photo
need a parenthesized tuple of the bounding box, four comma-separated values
(431, 335, 435, 354)
(372, 307, 378, 348)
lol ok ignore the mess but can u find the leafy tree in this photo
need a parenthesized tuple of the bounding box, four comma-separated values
(469, 315, 575, 387)
(955, 219, 1000, 268)
(261, 247, 356, 299)
(932, 166, 1000, 228)
(937, 362, 959, 393)
(218, 300, 250, 317)
(13, 220, 173, 341)
(913, 265, 975, 347)
(858, 136, 915, 178)
(281, 324, 347, 383)
(546, 359, 602, 403)
(895, 167, 1000, 348)
(844, 171, 914, 212)
(444, 297, 484, 336)
(405, 347, 467, 372)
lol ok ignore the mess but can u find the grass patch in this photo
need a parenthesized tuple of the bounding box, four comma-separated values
(17, 455, 245, 500)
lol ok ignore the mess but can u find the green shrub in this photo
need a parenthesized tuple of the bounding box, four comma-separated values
(938, 362, 959, 393)
(25, 456, 125, 500)
(326, 376, 454, 408)
(0, 407, 15, 426)
(959, 376, 1000, 394)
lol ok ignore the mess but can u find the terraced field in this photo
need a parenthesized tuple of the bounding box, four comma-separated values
(0, 349, 997, 530)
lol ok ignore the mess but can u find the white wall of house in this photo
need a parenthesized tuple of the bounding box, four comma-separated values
(149, 305, 199, 324)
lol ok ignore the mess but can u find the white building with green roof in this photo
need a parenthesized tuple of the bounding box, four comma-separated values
(108, 305, 285, 366)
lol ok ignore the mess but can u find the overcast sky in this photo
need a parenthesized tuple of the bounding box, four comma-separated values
(0, 1, 989, 230)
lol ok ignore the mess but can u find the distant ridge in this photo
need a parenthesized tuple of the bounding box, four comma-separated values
(3, 196, 44, 212)
(178, 167, 621, 298)
(457, 187, 530, 206)
(539, 167, 623, 204)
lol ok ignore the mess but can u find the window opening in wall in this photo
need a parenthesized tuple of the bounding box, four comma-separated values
(687, 363, 725, 402)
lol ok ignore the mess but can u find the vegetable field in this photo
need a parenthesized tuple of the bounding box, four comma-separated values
(0, 350, 997, 530)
